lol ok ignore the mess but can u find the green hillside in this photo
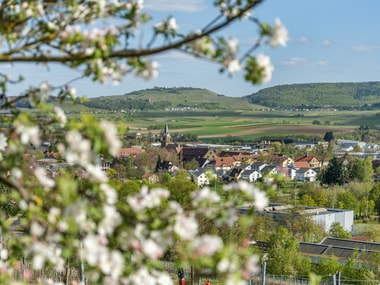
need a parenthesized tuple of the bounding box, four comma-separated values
(82, 87, 254, 111)
(56, 82, 380, 113)
(245, 82, 380, 109)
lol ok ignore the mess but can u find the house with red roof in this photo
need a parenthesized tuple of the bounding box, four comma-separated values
(295, 154, 321, 168)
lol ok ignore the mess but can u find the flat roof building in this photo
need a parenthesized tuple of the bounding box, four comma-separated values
(239, 203, 354, 233)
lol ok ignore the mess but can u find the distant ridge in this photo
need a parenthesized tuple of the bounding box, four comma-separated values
(245, 81, 380, 110)
(54, 82, 380, 112)
(82, 87, 253, 111)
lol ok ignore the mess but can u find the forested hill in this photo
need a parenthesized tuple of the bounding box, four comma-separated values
(81, 87, 253, 111)
(245, 82, 380, 109)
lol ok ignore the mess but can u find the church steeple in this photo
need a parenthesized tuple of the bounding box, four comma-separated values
(161, 123, 171, 147)
(164, 123, 169, 135)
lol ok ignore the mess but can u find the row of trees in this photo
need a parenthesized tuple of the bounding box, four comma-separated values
(319, 156, 374, 185)
(264, 226, 380, 282)
(247, 82, 380, 110)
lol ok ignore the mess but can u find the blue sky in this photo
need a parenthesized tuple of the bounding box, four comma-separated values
(5, 0, 380, 98)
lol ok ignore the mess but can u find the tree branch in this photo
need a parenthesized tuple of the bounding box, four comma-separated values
(0, 1, 264, 63)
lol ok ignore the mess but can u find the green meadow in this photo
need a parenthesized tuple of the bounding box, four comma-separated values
(100, 109, 380, 140)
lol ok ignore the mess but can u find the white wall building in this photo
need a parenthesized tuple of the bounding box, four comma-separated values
(239, 203, 354, 233)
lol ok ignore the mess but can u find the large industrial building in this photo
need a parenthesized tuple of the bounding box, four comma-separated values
(239, 203, 354, 233)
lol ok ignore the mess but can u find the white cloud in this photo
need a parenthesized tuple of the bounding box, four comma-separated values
(315, 61, 328, 66)
(297, 36, 309, 44)
(144, 0, 206, 12)
(352, 45, 374, 52)
(282, 57, 307, 66)
(322, 40, 331, 46)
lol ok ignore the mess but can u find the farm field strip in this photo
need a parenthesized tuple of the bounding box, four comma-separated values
(66, 110, 377, 139)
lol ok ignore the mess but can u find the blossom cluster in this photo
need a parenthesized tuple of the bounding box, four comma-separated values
(0, 1, 284, 284)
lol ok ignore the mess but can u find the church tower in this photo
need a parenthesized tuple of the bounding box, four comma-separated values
(161, 123, 171, 147)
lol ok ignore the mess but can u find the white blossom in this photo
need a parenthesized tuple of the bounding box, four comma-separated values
(11, 167, 23, 180)
(188, 35, 215, 56)
(134, 0, 144, 12)
(0, 133, 7, 152)
(0, 249, 8, 260)
(224, 181, 268, 211)
(220, 207, 239, 227)
(25, 8, 33, 18)
(225, 275, 246, 285)
(64, 201, 87, 227)
(141, 239, 164, 260)
(68, 86, 77, 99)
(19, 199, 28, 211)
(174, 213, 198, 241)
(125, 267, 156, 285)
(54, 106, 67, 126)
(15, 124, 40, 145)
(63, 130, 92, 165)
(227, 59, 241, 74)
(39, 82, 50, 100)
(156, 271, 174, 285)
(271, 18, 289, 47)
(36, 2, 45, 16)
(48, 207, 61, 224)
(86, 163, 108, 183)
(136, 60, 159, 80)
(253, 189, 268, 211)
(81, 234, 102, 266)
(33, 253, 45, 270)
(217, 258, 238, 273)
(127, 186, 169, 212)
(256, 53, 274, 83)
(30, 222, 45, 237)
(81, 234, 124, 280)
(125, 268, 174, 285)
(98, 204, 121, 235)
(245, 255, 260, 276)
(108, 250, 124, 280)
(192, 187, 220, 207)
(100, 183, 118, 205)
(99, 121, 121, 156)
(34, 167, 55, 190)
(154, 17, 178, 34)
(227, 38, 239, 54)
(193, 235, 223, 256)
(241, 10, 252, 20)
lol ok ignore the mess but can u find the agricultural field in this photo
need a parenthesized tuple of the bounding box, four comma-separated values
(59, 84, 380, 141)
(78, 109, 380, 140)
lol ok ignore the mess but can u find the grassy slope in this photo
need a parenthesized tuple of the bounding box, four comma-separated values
(84, 87, 259, 111)
(57, 84, 380, 139)
(59, 82, 380, 112)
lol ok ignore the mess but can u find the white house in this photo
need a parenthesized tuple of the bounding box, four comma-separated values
(191, 169, 211, 187)
(295, 168, 317, 182)
(251, 162, 268, 172)
(288, 167, 297, 180)
(240, 169, 261, 182)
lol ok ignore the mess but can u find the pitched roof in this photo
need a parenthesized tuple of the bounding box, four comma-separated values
(294, 161, 311, 168)
(321, 237, 380, 252)
(181, 147, 210, 161)
(258, 237, 380, 263)
(269, 154, 291, 165)
(214, 156, 235, 167)
(241, 169, 259, 175)
(295, 154, 318, 162)
(296, 168, 314, 174)
(251, 162, 267, 170)
(118, 147, 142, 157)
